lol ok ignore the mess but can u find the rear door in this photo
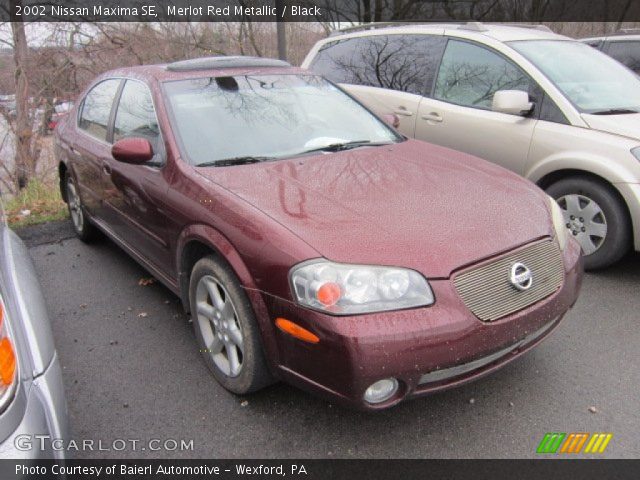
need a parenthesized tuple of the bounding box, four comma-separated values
(415, 39, 539, 175)
(106, 79, 174, 275)
(308, 34, 446, 137)
(72, 79, 122, 219)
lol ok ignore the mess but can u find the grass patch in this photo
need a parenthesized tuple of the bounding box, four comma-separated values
(5, 180, 68, 228)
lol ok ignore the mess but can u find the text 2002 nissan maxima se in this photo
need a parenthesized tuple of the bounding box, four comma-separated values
(55, 57, 582, 409)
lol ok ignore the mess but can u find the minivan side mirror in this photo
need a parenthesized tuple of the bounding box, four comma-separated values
(111, 137, 154, 164)
(492, 90, 534, 116)
(382, 113, 401, 129)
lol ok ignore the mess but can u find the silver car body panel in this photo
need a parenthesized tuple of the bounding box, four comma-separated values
(0, 220, 69, 459)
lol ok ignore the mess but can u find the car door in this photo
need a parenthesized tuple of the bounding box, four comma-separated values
(72, 79, 122, 219)
(105, 79, 175, 275)
(415, 38, 540, 175)
(308, 34, 446, 138)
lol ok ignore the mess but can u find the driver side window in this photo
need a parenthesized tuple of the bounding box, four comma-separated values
(434, 39, 534, 110)
(113, 80, 161, 158)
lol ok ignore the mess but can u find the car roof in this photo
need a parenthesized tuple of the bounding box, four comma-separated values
(98, 56, 309, 84)
(327, 22, 569, 43)
(582, 30, 640, 42)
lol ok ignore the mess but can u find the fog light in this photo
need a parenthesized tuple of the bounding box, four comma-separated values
(363, 378, 399, 404)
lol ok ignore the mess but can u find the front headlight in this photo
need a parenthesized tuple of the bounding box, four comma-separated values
(548, 195, 568, 250)
(289, 260, 434, 315)
(631, 146, 640, 161)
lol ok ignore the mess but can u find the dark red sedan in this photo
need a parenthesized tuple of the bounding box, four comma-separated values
(55, 57, 582, 409)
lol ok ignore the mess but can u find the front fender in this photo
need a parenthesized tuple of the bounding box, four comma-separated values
(175, 224, 281, 374)
(526, 153, 640, 251)
(526, 152, 638, 186)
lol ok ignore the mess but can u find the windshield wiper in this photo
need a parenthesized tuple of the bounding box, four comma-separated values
(196, 156, 274, 167)
(590, 108, 639, 115)
(300, 140, 393, 154)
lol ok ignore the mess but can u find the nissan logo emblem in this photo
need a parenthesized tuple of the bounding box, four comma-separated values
(510, 262, 533, 291)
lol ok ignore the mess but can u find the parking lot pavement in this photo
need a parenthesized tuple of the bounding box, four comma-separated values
(21, 220, 640, 459)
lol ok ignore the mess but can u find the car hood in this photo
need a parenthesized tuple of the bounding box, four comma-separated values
(195, 140, 553, 278)
(581, 112, 640, 140)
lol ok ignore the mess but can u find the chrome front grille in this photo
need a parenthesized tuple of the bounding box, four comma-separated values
(453, 240, 564, 322)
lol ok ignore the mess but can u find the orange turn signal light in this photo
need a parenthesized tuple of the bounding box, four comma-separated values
(275, 318, 320, 344)
(0, 338, 16, 386)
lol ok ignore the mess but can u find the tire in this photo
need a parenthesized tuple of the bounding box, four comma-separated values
(65, 171, 99, 242)
(189, 255, 273, 394)
(546, 176, 631, 270)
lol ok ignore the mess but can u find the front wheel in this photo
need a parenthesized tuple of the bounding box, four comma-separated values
(189, 255, 274, 394)
(546, 176, 631, 270)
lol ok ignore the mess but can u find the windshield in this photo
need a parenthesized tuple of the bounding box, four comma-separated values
(510, 40, 640, 114)
(163, 74, 401, 166)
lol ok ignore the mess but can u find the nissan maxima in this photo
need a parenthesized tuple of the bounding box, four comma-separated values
(54, 56, 582, 409)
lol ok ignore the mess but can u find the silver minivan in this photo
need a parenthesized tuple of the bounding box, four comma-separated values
(303, 22, 640, 269)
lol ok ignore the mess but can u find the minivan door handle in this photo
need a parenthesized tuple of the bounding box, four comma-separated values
(422, 112, 443, 123)
(393, 108, 413, 117)
(102, 162, 112, 176)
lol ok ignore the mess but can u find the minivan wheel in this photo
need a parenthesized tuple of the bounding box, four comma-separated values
(189, 255, 273, 394)
(546, 176, 631, 270)
(65, 172, 98, 242)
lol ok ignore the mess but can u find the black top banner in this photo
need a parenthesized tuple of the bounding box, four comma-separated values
(2, 0, 640, 22)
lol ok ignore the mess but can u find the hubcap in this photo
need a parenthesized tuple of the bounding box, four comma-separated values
(195, 276, 244, 377)
(556, 194, 607, 255)
(67, 179, 84, 232)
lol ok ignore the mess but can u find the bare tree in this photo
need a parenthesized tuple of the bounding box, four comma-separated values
(10, 2, 39, 190)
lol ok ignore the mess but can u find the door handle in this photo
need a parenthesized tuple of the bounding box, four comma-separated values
(421, 112, 443, 123)
(393, 108, 414, 117)
(102, 162, 112, 175)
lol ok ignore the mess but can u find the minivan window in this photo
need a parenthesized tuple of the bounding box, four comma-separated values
(114, 80, 161, 151)
(511, 40, 640, 113)
(78, 79, 121, 141)
(434, 39, 533, 110)
(163, 74, 400, 166)
(606, 41, 640, 73)
(310, 35, 446, 96)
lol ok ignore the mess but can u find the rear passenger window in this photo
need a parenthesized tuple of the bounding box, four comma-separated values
(113, 80, 160, 151)
(310, 34, 446, 96)
(78, 79, 121, 141)
(434, 40, 534, 110)
(606, 41, 640, 73)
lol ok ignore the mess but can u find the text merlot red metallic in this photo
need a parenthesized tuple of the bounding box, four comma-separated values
(55, 57, 583, 410)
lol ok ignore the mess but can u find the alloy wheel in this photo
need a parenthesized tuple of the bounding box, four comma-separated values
(66, 178, 84, 232)
(195, 275, 244, 377)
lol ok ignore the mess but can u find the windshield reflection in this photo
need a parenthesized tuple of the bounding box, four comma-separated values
(163, 74, 400, 166)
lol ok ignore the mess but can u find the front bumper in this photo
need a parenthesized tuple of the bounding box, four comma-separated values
(615, 182, 640, 251)
(264, 238, 583, 410)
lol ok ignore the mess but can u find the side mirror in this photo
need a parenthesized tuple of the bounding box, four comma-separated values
(382, 113, 401, 129)
(492, 90, 533, 116)
(111, 137, 154, 164)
